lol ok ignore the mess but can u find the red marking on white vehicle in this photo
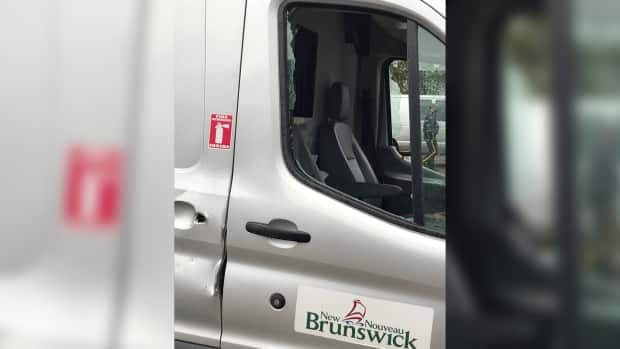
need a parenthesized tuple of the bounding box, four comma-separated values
(343, 299, 367, 324)
(208, 113, 233, 149)
(64, 146, 123, 230)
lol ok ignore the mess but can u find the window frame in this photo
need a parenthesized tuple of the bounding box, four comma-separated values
(277, 1, 445, 238)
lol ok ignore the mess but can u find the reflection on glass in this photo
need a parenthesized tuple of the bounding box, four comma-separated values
(419, 27, 446, 232)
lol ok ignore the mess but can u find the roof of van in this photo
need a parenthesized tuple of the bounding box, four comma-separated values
(423, 0, 445, 18)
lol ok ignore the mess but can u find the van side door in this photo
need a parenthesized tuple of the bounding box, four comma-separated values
(174, 0, 246, 347)
(222, 1, 445, 348)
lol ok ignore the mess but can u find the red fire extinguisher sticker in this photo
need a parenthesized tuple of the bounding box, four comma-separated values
(208, 113, 233, 150)
(64, 145, 123, 231)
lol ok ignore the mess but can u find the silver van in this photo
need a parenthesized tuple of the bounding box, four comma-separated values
(174, 1, 445, 348)
(390, 95, 446, 156)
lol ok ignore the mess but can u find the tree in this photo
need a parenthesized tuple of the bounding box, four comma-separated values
(389, 60, 445, 95)
(389, 60, 409, 94)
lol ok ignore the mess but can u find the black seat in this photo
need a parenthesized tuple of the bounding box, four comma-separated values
(318, 82, 378, 185)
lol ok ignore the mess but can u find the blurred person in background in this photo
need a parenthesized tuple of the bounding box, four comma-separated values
(424, 102, 440, 168)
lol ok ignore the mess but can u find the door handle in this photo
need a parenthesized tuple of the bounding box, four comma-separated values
(246, 220, 311, 243)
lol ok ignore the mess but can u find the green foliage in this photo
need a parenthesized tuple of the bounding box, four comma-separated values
(389, 60, 409, 94)
(503, 15, 548, 95)
(389, 60, 446, 95)
(420, 70, 446, 95)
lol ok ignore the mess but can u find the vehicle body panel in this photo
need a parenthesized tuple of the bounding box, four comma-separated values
(220, 1, 445, 349)
(174, 0, 246, 346)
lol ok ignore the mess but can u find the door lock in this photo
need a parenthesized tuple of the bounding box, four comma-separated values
(174, 200, 207, 230)
(270, 293, 286, 310)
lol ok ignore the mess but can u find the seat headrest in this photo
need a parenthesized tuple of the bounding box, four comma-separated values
(326, 82, 352, 122)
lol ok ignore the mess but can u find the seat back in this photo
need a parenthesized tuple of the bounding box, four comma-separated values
(318, 82, 378, 184)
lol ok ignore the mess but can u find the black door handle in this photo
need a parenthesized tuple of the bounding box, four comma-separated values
(246, 221, 311, 243)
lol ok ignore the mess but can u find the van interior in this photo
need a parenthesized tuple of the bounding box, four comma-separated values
(284, 5, 446, 231)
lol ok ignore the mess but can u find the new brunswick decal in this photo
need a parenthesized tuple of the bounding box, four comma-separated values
(294, 286, 434, 349)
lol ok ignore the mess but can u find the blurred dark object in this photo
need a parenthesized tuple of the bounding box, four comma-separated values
(292, 26, 318, 118)
(448, 0, 562, 348)
(449, 0, 620, 346)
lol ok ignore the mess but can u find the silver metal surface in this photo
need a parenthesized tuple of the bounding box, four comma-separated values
(174, 0, 445, 348)
(174, 0, 247, 346)
(176, 340, 219, 349)
(220, 1, 445, 348)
